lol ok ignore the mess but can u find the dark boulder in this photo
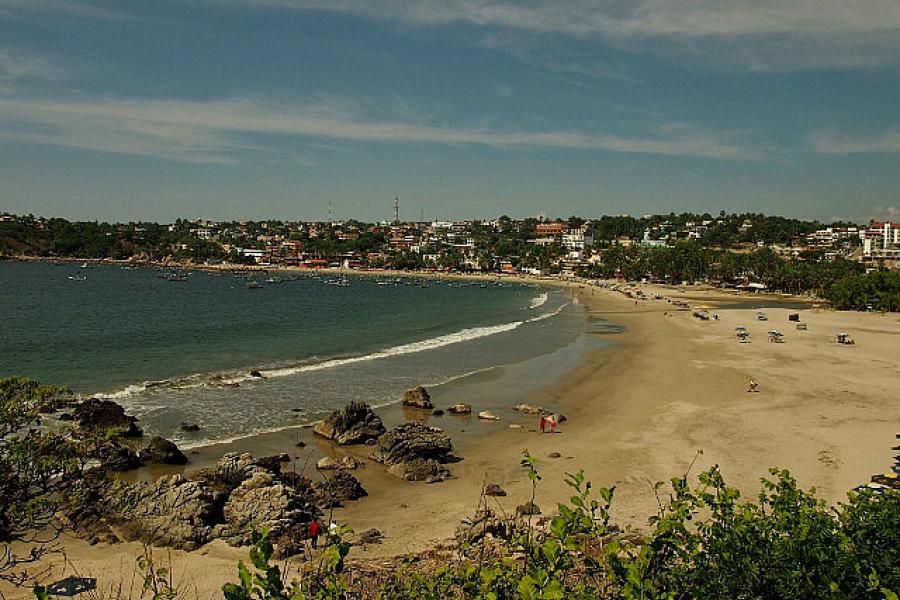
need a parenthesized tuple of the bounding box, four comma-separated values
(314, 402, 386, 445)
(516, 501, 541, 516)
(402, 386, 433, 409)
(180, 422, 201, 432)
(313, 471, 367, 508)
(485, 484, 507, 497)
(139, 436, 188, 465)
(353, 528, 383, 546)
(373, 422, 453, 465)
(73, 398, 143, 437)
(249, 370, 265, 378)
(372, 422, 454, 482)
(95, 441, 141, 471)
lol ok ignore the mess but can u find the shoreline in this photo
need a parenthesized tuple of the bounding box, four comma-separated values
(4, 253, 827, 305)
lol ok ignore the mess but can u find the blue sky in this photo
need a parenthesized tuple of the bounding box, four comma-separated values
(0, 1, 898, 223)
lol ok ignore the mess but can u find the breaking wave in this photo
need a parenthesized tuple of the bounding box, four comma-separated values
(94, 303, 568, 401)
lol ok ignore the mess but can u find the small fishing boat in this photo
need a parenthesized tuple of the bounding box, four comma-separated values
(246, 280, 263, 289)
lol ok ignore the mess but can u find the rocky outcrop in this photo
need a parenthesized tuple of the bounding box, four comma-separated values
(386, 458, 450, 483)
(316, 456, 360, 471)
(94, 441, 141, 471)
(446, 403, 472, 414)
(314, 402, 386, 445)
(402, 386, 433, 409)
(139, 436, 188, 465)
(313, 471, 367, 507)
(372, 422, 454, 483)
(115, 475, 216, 550)
(96, 452, 324, 554)
(222, 471, 318, 546)
(73, 398, 143, 437)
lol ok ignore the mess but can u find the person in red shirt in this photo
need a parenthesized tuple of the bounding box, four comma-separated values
(308, 520, 321, 548)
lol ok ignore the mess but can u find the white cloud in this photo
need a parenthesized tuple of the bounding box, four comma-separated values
(232, 0, 900, 70)
(810, 131, 900, 154)
(0, 94, 753, 163)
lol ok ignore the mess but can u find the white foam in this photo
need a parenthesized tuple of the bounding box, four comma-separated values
(261, 320, 523, 379)
(529, 292, 549, 309)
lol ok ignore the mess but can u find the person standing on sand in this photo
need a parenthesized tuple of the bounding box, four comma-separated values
(747, 379, 758, 393)
(549, 416, 558, 433)
(308, 519, 321, 549)
(539, 415, 546, 433)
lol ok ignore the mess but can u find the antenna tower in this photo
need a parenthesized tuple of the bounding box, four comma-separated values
(393, 197, 399, 224)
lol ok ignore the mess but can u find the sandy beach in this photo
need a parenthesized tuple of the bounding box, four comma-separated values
(4, 283, 898, 598)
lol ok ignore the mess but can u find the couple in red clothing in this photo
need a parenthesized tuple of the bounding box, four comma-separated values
(539, 415, 557, 433)
(308, 519, 338, 548)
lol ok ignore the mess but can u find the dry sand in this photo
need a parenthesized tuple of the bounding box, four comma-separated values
(4, 283, 898, 598)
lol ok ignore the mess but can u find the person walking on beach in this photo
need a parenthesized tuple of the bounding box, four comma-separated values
(539, 416, 546, 433)
(548, 415, 558, 433)
(308, 519, 321, 549)
(747, 379, 758, 393)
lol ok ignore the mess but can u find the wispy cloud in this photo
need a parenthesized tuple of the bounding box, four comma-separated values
(0, 94, 754, 163)
(0, 0, 129, 20)
(229, 0, 900, 71)
(810, 131, 900, 154)
(0, 50, 61, 81)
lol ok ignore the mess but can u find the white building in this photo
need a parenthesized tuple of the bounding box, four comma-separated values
(860, 221, 900, 257)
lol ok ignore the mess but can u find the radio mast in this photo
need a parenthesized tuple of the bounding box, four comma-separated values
(393, 196, 399, 224)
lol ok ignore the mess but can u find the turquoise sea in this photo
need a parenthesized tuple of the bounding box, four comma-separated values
(1, 261, 602, 447)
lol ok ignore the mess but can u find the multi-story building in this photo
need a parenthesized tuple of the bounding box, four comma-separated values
(860, 221, 900, 259)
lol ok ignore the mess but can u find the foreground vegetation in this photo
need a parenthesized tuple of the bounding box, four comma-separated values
(211, 454, 900, 600)
(3, 375, 897, 598)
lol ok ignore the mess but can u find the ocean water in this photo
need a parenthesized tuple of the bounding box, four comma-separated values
(0, 261, 589, 446)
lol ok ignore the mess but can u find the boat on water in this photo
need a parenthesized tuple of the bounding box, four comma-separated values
(165, 273, 188, 282)
(324, 278, 350, 287)
(265, 277, 282, 284)
(68, 275, 86, 281)
(246, 280, 263, 289)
